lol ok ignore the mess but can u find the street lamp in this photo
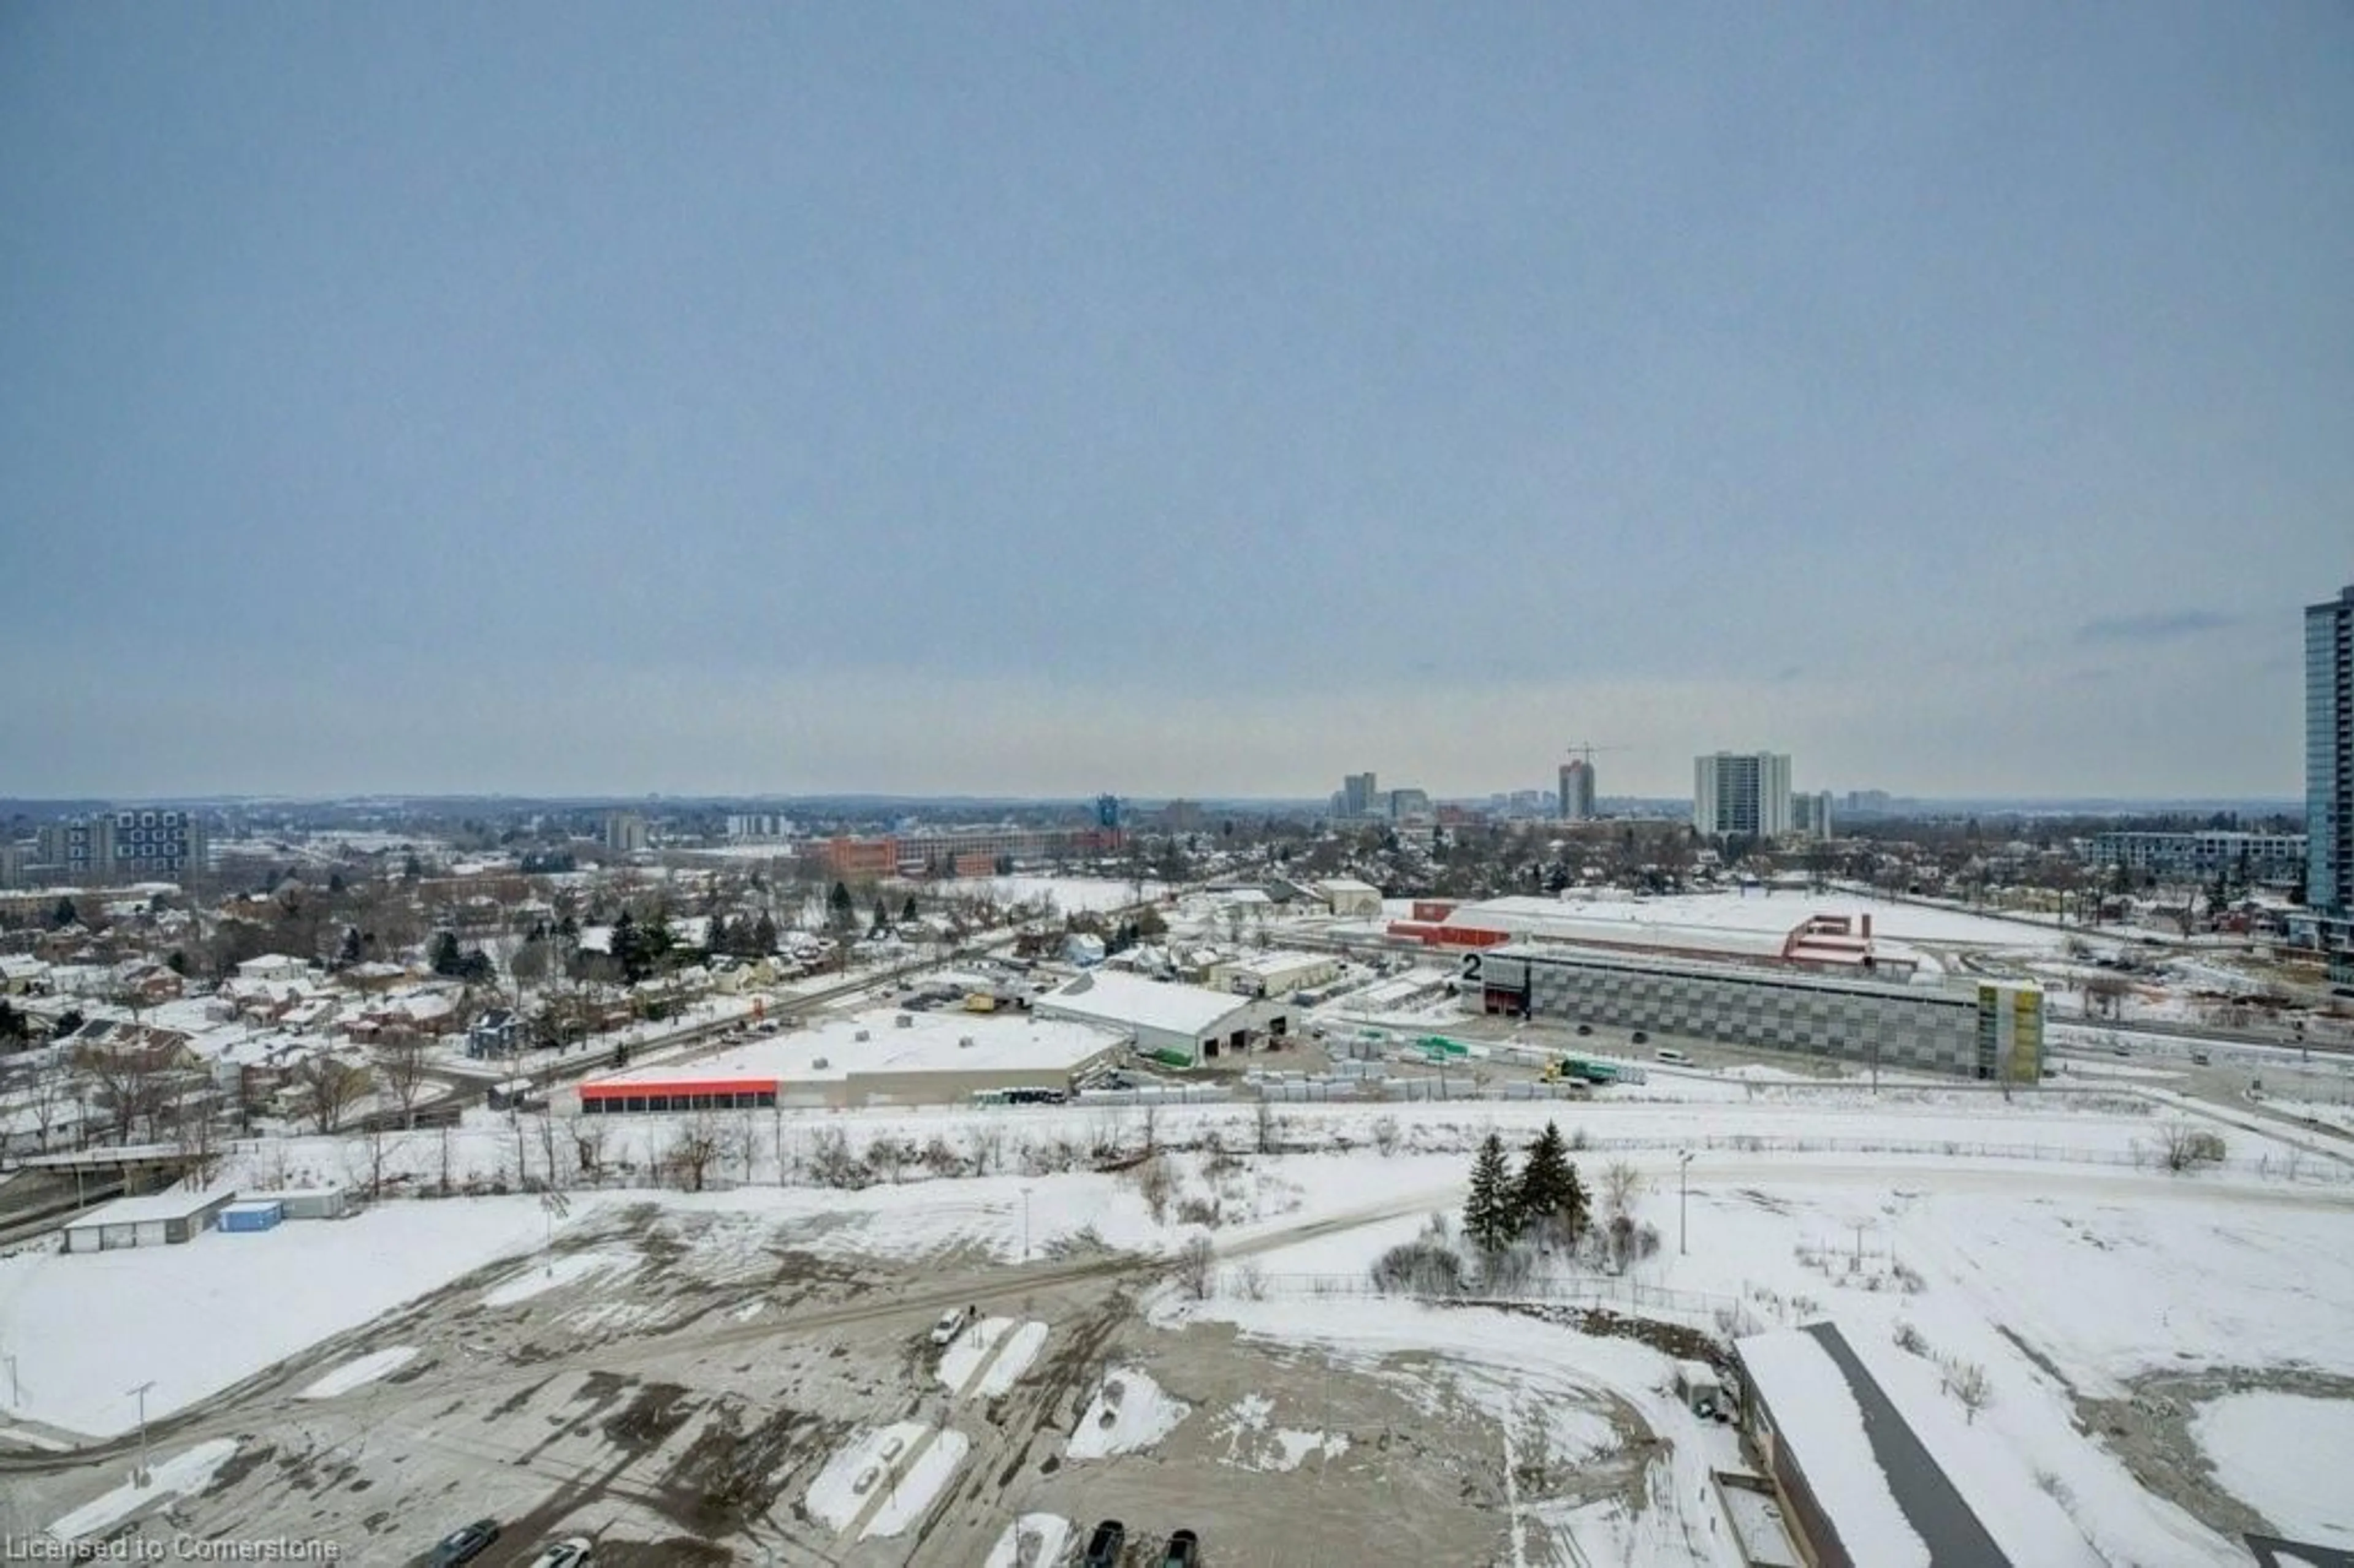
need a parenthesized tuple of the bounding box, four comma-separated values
(1019, 1186, 1033, 1263)
(1678, 1152, 1696, 1257)
(127, 1379, 155, 1487)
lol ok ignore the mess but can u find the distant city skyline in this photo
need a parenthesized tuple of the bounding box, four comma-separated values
(2, 7, 2347, 799)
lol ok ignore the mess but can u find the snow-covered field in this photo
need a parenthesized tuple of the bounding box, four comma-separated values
(2192, 1391, 2354, 1548)
(0, 1195, 614, 1437)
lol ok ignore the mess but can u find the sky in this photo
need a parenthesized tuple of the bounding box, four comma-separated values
(2, 2, 2349, 802)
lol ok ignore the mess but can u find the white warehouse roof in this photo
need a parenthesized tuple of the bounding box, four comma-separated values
(1036, 972, 1258, 1037)
(584, 1007, 1121, 1089)
(63, 1189, 235, 1229)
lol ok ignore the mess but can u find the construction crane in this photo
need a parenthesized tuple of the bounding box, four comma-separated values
(1564, 741, 1628, 765)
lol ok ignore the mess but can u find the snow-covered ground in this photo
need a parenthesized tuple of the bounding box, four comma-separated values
(295, 1345, 417, 1399)
(977, 1320, 1049, 1397)
(985, 1512, 1073, 1568)
(860, 1428, 969, 1538)
(1065, 1366, 1190, 1459)
(44, 1438, 239, 1543)
(0, 1195, 614, 1437)
(802, 1420, 967, 1538)
(938, 1315, 1014, 1393)
(2192, 1391, 2354, 1549)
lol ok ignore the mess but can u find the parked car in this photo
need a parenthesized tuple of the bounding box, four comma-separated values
(1084, 1520, 1127, 1567)
(931, 1305, 975, 1346)
(1163, 1526, 1201, 1566)
(1631, 1030, 1651, 1046)
(429, 1520, 501, 1567)
(525, 1539, 593, 1568)
(1574, 1022, 1593, 1036)
(2191, 1049, 2211, 1065)
(1653, 1046, 1688, 1064)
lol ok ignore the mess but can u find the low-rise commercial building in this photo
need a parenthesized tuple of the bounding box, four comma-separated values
(578, 1009, 1124, 1112)
(1206, 950, 1342, 999)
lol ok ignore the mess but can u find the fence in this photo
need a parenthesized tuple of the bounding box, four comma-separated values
(1211, 1267, 1750, 1323)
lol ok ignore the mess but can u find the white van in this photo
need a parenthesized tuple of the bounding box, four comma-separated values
(1653, 1047, 1689, 1065)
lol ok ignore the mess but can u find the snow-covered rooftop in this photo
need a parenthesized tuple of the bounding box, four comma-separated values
(63, 1189, 235, 1230)
(1035, 971, 1259, 1037)
(585, 1007, 1122, 1088)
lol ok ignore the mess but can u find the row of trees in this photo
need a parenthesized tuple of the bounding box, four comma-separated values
(1464, 1122, 1590, 1255)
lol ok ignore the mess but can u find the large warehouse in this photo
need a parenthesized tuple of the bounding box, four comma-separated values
(1466, 945, 2043, 1081)
(577, 1008, 1124, 1112)
(1034, 971, 1286, 1064)
(1388, 897, 1925, 982)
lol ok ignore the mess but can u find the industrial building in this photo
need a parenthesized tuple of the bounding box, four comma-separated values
(1737, 1322, 2019, 1567)
(1694, 752, 1793, 838)
(577, 1008, 1124, 1112)
(1466, 944, 2042, 1081)
(1388, 897, 1922, 982)
(1034, 970, 1286, 1064)
(1206, 950, 1343, 999)
(1316, 878, 1383, 919)
(63, 1189, 238, 1252)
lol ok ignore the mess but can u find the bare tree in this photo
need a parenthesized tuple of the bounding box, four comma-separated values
(1601, 1160, 1647, 1218)
(23, 1056, 73, 1151)
(2160, 1122, 2227, 1173)
(378, 1037, 432, 1127)
(1133, 1154, 1175, 1225)
(294, 1054, 371, 1135)
(1175, 1232, 1216, 1300)
(669, 1113, 723, 1192)
(78, 1039, 178, 1144)
(172, 1077, 225, 1186)
(566, 1114, 608, 1185)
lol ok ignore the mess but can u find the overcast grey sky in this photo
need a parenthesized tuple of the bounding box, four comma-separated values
(3, 3, 2348, 801)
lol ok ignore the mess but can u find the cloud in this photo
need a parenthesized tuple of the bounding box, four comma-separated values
(2074, 609, 2239, 645)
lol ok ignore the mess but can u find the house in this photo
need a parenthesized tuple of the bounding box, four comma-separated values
(1065, 932, 1107, 967)
(0, 954, 52, 995)
(235, 954, 311, 985)
(467, 1008, 523, 1059)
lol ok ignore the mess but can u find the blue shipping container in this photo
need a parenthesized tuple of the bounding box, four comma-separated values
(219, 1201, 283, 1233)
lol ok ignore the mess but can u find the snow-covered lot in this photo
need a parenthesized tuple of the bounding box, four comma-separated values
(0, 1194, 615, 1437)
(4, 1082, 2349, 1564)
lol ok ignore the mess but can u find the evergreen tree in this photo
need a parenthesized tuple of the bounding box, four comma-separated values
(870, 899, 891, 938)
(51, 897, 76, 929)
(706, 914, 734, 956)
(751, 912, 779, 956)
(611, 910, 643, 981)
(0, 1000, 23, 1043)
(828, 881, 856, 932)
(337, 927, 364, 967)
(429, 931, 462, 976)
(1513, 1121, 1585, 1248)
(901, 894, 919, 923)
(1464, 1132, 1517, 1256)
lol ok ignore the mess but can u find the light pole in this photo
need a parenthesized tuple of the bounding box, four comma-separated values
(2, 1349, 18, 1409)
(1678, 1151, 1695, 1257)
(1019, 1186, 1032, 1263)
(127, 1379, 155, 1486)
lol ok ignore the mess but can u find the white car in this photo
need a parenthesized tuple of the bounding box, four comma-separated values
(931, 1306, 975, 1346)
(525, 1540, 593, 1568)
